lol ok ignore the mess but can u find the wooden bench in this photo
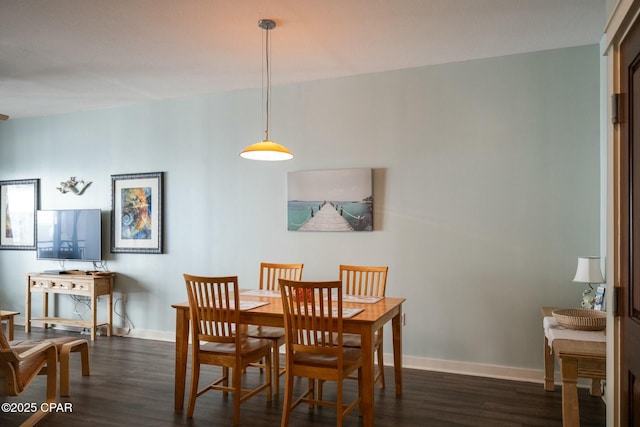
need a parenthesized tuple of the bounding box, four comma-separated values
(10, 337, 90, 396)
(541, 307, 606, 427)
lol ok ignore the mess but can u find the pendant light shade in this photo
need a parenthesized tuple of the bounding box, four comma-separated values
(240, 19, 293, 161)
(240, 139, 293, 161)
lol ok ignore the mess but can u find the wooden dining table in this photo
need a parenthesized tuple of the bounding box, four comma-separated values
(172, 291, 405, 426)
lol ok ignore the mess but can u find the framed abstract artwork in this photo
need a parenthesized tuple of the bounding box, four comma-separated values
(111, 172, 164, 254)
(0, 178, 39, 250)
(287, 168, 373, 232)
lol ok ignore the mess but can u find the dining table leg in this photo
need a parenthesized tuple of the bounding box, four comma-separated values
(392, 306, 403, 396)
(360, 325, 374, 426)
(174, 307, 189, 411)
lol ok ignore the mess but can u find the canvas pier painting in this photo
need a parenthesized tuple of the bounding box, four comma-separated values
(287, 168, 373, 232)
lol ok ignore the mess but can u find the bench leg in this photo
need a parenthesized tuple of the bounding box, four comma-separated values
(60, 340, 90, 397)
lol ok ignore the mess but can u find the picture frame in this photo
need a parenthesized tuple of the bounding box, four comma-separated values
(594, 285, 606, 311)
(287, 168, 373, 232)
(111, 172, 164, 254)
(0, 178, 39, 250)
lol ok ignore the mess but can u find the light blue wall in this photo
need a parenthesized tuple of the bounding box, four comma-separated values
(0, 44, 600, 372)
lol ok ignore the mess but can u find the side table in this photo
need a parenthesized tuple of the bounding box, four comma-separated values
(541, 307, 606, 427)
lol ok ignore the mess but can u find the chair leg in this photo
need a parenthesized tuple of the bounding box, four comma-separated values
(358, 367, 363, 416)
(21, 410, 49, 427)
(232, 367, 242, 426)
(60, 345, 71, 397)
(272, 342, 280, 395)
(281, 365, 294, 427)
(376, 341, 385, 388)
(223, 367, 229, 395)
(308, 378, 315, 409)
(187, 360, 200, 418)
(80, 342, 90, 376)
(45, 347, 57, 403)
(265, 349, 272, 402)
(337, 377, 344, 426)
(17, 347, 57, 427)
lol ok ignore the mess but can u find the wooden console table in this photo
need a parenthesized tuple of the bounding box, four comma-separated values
(541, 307, 606, 427)
(26, 271, 114, 341)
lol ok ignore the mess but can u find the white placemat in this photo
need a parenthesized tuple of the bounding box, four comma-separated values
(343, 294, 382, 304)
(223, 300, 269, 310)
(299, 306, 364, 318)
(339, 307, 364, 318)
(240, 289, 281, 298)
(543, 316, 605, 347)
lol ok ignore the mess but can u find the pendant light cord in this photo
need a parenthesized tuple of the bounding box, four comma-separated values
(264, 25, 271, 141)
(240, 19, 292, 160)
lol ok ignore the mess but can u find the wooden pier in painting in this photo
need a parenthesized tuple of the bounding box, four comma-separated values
(298, 203, 353, 231)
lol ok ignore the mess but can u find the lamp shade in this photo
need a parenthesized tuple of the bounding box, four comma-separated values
(572, 256, 604, 284)
(240, 140, 294, 161)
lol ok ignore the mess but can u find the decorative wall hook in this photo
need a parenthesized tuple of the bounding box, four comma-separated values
(57, 177, 91, 195)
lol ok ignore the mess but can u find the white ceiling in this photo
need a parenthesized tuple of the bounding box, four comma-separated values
(0, 0, 605, 119)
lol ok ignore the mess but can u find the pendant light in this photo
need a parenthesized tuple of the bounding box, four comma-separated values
(240, 19, 293, 161)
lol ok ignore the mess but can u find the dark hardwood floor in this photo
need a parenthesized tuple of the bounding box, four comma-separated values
(1, 328, 605, 426)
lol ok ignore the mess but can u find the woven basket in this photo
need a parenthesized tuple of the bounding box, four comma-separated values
(552, 308, 606, 331)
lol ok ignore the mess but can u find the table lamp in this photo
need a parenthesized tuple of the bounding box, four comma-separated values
(573, 256, 604, 309)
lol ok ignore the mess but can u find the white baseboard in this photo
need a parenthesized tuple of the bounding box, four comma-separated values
(112, 326, 175, 341)
(384, 353, 595, 389)
(389, 353, 544, 384)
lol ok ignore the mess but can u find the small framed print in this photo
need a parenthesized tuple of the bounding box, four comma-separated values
(111, 172, 164, 254)
(594, 285, 606, 311)
(0, 179, 39, 250)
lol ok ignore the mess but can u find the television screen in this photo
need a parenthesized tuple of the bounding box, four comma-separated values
(36, 209, 102, 262)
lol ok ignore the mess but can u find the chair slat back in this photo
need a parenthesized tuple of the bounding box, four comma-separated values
(260, 263, 303, 291)
(184, 274, 239, 344)
(340, 265, 388, 297)
(279, 279, 342, 358)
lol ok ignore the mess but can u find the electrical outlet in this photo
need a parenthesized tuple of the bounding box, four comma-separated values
(122, 294, 127, 304)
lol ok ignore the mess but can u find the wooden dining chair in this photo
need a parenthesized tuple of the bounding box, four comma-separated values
(246, 262, 303, 395)
(279, 279, 362, 427)
(340, 264, 388, 388)
(183, 274, 272, 425)
(0, 324, 58, 426)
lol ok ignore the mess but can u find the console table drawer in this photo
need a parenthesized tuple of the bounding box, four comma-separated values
(31, 280, 52, 289)
(51, 281, 73, 290)
(30, 279, 93, 292)
(73, 282, 91, 291)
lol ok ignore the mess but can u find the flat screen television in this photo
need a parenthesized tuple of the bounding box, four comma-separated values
(36, 209, 102, 262)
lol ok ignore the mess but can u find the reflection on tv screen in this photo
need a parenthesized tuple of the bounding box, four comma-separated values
(36, 209, 102, 262)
